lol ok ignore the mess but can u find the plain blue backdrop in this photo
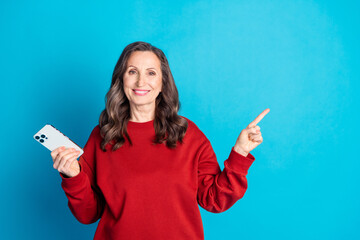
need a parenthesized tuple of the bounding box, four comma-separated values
(1, 0, 359, 239)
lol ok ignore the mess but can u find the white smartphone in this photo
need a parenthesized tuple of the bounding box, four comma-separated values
(33, 124, 84, 157)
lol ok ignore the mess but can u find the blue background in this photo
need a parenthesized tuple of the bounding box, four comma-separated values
(1, 0, 359, 239)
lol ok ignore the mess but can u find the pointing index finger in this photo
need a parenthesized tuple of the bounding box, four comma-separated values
(247, 108, 270, 128)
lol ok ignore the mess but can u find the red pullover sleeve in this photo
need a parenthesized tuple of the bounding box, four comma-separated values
(197, 136, 255, 213)
(59, 126, 105, 224)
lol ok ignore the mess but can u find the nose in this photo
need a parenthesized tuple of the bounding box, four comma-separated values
(136, 73, 145, 87)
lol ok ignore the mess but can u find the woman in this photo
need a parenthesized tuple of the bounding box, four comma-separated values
(51, 41, 270, 240)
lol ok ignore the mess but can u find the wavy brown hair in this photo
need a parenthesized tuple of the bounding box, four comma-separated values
(98, 41, 188, 152)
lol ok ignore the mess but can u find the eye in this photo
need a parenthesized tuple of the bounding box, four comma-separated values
(149, 71, 156, 76)
(129, 70, 136, 74)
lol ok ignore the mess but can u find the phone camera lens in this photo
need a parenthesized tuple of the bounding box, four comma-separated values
(41, 134, 46, 138)
(40, 139, 44, 143)
(35, 136, 40, 140)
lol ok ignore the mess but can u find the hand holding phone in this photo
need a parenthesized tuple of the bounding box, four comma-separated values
(34, 124, 83, 177)
(50, 146, 81, 178)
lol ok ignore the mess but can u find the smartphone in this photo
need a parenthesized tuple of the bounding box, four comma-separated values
(33, 124, 84, 157)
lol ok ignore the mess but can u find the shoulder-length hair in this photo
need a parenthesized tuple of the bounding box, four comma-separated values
(98, 41, 188, 152)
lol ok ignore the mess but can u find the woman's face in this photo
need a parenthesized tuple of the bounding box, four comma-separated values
(123, 51, 162, 110)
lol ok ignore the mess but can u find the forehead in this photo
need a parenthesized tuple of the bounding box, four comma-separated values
(127, 51, 161, 69)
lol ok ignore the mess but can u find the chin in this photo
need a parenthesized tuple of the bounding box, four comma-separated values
(130, 100, 155, 107)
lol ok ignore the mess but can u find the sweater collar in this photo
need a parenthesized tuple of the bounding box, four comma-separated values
(127, 119, 155, 129)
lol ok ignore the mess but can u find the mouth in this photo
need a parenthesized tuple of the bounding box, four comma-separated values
(133, 89, 150, 96)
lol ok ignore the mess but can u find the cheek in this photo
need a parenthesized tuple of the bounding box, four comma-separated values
(153, 77, 162, 90)
(123, 78, 137, 92)
(122, 78, 132, 95)
(123, 76, 131, 86)
(123, 87, 130, 99)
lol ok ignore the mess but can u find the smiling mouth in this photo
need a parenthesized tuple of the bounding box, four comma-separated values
(133, 89, 150, 96)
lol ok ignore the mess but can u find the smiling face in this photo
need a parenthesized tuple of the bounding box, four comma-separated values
(123, 51, 163, 111)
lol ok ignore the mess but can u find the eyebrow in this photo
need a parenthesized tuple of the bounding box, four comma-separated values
(128, 65, 157, 70)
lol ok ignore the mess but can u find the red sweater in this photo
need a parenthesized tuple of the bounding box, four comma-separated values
(60, 117, 255, 240)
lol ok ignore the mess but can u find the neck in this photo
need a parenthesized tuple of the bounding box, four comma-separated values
(129, 103, 155, 122)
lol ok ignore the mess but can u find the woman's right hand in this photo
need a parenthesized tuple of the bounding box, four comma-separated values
(51, 146, 81, 178)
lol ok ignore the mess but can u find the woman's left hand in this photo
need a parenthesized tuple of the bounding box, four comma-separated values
(234, 108, 270, 156)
